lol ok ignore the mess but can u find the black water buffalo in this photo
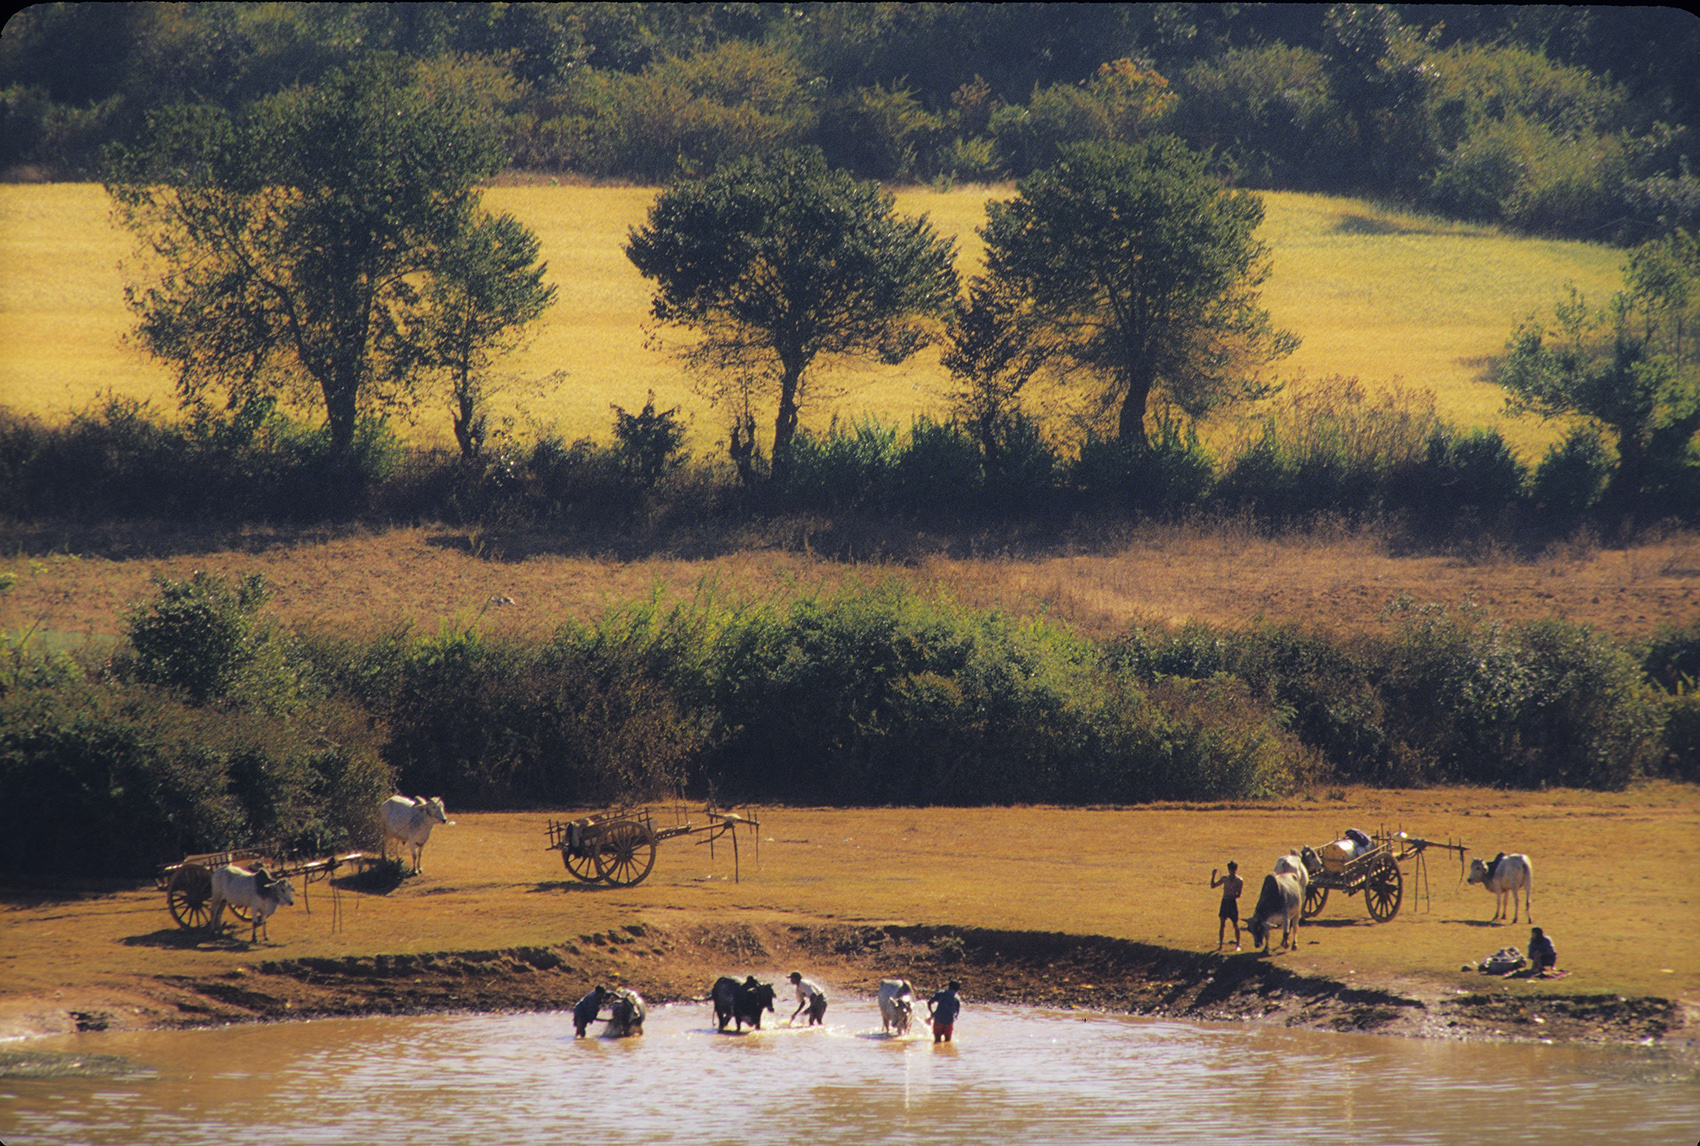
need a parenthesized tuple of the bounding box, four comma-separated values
(711, 975, 776, 1032)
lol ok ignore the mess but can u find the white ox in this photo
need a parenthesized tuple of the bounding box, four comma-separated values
(209, 864, 295, 943)
(1272, 851, 1311, 894)
(380, 794, 449, 874)
(1247, 870, 1305, 952)
(878, 978, 915, 1035)
(1468, 852, 1533, 924)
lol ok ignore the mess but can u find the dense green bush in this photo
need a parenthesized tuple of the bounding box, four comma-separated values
(0, 679, 389, 879)
(375, 622, 711, 809)
(121, 571, 297, 707)
(1379, 602, 1659, 789)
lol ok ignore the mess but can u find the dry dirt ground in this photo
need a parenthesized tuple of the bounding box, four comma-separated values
(4, 788, 1695, 1048)
(3, 521, 1698, 644)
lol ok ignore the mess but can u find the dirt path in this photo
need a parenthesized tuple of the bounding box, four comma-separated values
(5, 788, 1695, 1047)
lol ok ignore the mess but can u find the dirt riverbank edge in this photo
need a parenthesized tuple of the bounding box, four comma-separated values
(8, 920, 1687, 1050)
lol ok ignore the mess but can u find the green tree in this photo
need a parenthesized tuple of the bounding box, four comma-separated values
(106, 57, 544, 459)
(625, 147, 959, 481)
(982, 138, 1297, 447)
(414, 212, 557, 461)
(1495, 230, 1700, 513)
(941, 278, 1053, 477)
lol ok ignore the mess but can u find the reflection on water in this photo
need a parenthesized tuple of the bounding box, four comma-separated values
(3, 1000, 1695, 1146)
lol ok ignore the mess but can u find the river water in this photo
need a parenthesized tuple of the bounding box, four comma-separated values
(3, 1000, 1695, 1145)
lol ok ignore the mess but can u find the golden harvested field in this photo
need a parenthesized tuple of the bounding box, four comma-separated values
(0, 183, 1623, 460)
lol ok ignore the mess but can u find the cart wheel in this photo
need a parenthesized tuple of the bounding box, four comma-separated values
(1302, 882, 1329, 920)
(593, 820, 657, 887)
(1364, 864, 1402, 922)
(166, 865, 214, 929)
(561, 844, 600, 883)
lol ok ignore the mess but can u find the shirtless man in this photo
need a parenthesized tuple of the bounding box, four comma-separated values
(1212, 861, 1243, 951)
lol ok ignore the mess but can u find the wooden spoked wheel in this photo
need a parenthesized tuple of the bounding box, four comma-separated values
(1302, 882, 1329, 920)
(166, 865, 214, 929)
(1364, 863, 1403, 922)
(561, 844, 599, 883)
(593, 821, 657, 887)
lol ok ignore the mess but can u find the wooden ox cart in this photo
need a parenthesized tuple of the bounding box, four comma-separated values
(1298, 829, 1469, 923)
(545, 805, 759, 888)
(157, 847, 372, 930)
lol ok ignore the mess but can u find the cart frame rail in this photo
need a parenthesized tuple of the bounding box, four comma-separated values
(546, 804, 759, 887)
(1298, 829, 1469, 923)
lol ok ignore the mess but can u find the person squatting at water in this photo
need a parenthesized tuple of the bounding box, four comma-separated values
(1211, 861, 1243, 951)
(788, 971, 828, 1026)
(573, 985, 607, 1038)
(928, 979, 962, 1043)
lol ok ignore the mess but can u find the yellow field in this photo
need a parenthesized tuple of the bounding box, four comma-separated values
(0, 182, 1625, 460)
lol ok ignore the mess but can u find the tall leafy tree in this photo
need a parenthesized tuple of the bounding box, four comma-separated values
(106, 56, 548, 459)
(625, 147, 958, 482)
(982, 137, 1297, 447)
(941, 278, 1053, 477)
(413, 212, 557, 460)
(1496, 229, 1700, 513)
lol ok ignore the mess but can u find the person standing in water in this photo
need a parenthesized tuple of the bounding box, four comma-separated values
(788, 971, 828, 1026)
(927, 979, 961, 1043)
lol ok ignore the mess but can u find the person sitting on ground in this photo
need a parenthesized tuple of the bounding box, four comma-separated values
(788, 971, 828, 1026)
(1528, 926, 1557, 975)
(573, 984, 608, 1038)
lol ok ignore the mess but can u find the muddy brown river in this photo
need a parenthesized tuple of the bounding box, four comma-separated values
(3, 997, 1695, 1145)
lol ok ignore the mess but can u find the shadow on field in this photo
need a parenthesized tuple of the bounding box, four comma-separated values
(527, 880, 617, 894)
(121, 927, 214, 950)
(1, 520, 374, 560)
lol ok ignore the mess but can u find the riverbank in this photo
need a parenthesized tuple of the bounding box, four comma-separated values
(3, 792, 1695, 1048)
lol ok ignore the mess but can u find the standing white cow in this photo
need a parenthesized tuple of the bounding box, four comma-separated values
(208, 864, 295, 943)
(379, 794, 449, 874)
(1468, 852, 1533, 924)
(1246, 871, 1305, 952)
(878, 978, 915, 1035)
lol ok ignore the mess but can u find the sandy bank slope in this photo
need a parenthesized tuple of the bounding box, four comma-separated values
(3, 788, 1695, 1045)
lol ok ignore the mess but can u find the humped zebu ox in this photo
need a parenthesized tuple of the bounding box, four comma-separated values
(208, 864, 295, 943)
(379, 794, 449, 874)
(878, 978, 915, 1035)
(711, 976, 777, 1032)
(1468, 852, 1533, 924)
(1272, 851, 1311, 893)
(605, 988, 647, 1037)
(1246, 868, 1305, 952)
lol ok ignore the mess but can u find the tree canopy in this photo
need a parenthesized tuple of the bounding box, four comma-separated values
(1496, 229, 1700, 514)
(625, 147, 958, 481)
(982, 138, 1297, 447)
(106, 56, 552, 458)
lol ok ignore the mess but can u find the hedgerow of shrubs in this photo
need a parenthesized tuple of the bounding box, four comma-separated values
(2, 561, 1686, 881)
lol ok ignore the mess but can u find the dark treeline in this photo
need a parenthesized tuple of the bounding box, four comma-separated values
(3, 372, 1695, 540)
(3, 562, 1696, 882)
(3, 2, 1698, 242)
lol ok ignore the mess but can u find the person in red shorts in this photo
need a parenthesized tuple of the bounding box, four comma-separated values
(927, 979, 961, 1043)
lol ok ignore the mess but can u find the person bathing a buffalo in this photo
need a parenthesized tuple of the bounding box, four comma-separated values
(573, 984, 608, 1038)
(788, 971, 828, 1026)
(927, 979, 962, 1043)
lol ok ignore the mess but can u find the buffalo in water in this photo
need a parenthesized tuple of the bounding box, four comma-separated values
(711, 975, 776, 1032)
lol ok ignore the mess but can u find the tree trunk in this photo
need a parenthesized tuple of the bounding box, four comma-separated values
(1117, 363, 1155, 449)
(769, 358, 805, 484)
